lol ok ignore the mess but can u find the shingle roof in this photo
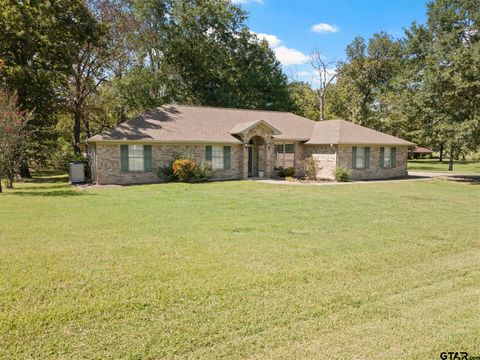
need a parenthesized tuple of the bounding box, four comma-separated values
(305, 119, 415, 146)
(409, 146, 433, 153)
(87, 104, 314, 143)
(87, 105, 414, 146)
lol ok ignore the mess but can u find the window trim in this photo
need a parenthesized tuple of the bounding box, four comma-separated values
(380, 146, 396, 169)
(352, 146, 370, 170)
(120, 144, 152, 173)
(128, 144, 145, 172)
(205, 145, 231, 170)
(274, 143, 295, 169)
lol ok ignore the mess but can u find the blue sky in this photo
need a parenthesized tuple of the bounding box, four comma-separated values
(233, 0, 429, 82)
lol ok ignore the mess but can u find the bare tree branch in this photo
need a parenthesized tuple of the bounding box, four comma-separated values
(310, 50, 339, 121)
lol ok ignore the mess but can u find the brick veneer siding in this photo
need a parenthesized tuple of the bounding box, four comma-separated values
(92, 143, 243, 185)
(239, 124, 275, 179)
(303, 145, 337, 179)
(336, 145, 408, 180)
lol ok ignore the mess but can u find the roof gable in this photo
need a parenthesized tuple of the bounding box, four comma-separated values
(229, 120, 281, 135)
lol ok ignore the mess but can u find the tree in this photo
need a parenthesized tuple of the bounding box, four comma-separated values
(288, 81, 319, 120)
(400, 0, 480, 170)
(0, 88, 30, 191)
(64, 11, 110, 153)
(118, 0, 291, 110)
(0, 0, 99, 172)
(334, 33, 402, 129)
(310, 51, 338, 121)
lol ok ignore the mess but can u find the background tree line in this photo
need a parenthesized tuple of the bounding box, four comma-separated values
(0, 0, 290, 177)
(0, 0, 479, 182)
(289, 0, 479, 167)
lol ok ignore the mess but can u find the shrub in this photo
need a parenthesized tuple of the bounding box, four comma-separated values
(335, 166, 350, 182)
(278, 167, 295, 178)
(158, 160, 179, 182)
(172, 159, 197, 181)
(158, 156, 213, 183)
(303, 157, 319, 180)
(189, 161, 213, 183)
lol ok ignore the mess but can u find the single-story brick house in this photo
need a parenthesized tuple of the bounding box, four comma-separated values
(86, 104, 414, 184)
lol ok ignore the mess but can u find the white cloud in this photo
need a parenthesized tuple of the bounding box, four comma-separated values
(311, 23, 339, 33)
(231, 0, 263, 4)
(251, 31, 309, 66)
(274, 46, 310, 66)
(254, 32, 282, 47)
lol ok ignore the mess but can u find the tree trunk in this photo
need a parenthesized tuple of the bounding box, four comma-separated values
(448, 145, 454, 171)
(73, 106, 82, 154)
(119, 106, 126, 124)
(319, 93, 324, 121)
(19, 161, 31, 178)
(439, 143, 443, 162)
(0, 176, 2, 193)
(6, 176, 14, 189)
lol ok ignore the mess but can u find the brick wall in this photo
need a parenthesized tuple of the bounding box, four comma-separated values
(303, 145, 337, 180)
(336, 145, 408, 180)
(94, 143, 243, 185)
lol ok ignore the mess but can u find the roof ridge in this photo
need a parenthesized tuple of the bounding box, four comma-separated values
(161, 103, 292, 114)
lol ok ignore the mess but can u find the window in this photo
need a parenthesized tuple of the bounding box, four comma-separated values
(206, 146, 231, 170)
(275, 143, 295, 169)
(212, 146, 224, 169)
(120, 144, 152, 172)
(383, 147, 391, 168)
(352, 147, 370, 169)
(128, 145, 144, 171)
(356, 147, 365, 168)
(381, 147, 396, 168)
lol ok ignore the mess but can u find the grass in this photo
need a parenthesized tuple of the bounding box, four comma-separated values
(1, 174, 479, 359)
(408, 159, 480, 174)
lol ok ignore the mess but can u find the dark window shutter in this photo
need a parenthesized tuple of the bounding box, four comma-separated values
(391, 147, 397, 167)
(352, 147, 357, 169)
(205, 146, 212, 161)
(144, 145, 152, 171)
(365, 147, 370, 169)
(380, 147, 385, 168)
(223, 146, 231, 170)
(121, 145, 129, 171)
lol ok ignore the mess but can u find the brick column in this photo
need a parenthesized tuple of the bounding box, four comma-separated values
(265, 137, 274, 178)
(242, 141, 249, 179)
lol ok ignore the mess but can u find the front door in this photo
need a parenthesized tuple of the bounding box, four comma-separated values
(248, 145, 253, 177)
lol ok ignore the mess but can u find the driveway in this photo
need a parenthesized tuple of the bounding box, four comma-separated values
(257, 171, 479, 186)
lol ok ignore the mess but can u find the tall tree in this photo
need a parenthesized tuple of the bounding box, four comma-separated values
(0, 87, 31, 190)
(65, 14, 110, 153)
(0, 0, 99, 172)
(288, 81, 319, 121)
(115, 0, 291, 111)
(310, 51, 338, 121)
(401, 0, 480, 169)
(334, 33, 402, 129)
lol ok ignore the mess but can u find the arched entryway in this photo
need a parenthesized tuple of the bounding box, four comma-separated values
(247, 135, 267, 177)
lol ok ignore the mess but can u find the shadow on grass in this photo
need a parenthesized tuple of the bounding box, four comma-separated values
(4, 189, 93, 197)
(24, 175, 69, 184)
(16, 185, 71, 191)
(445, 175, 480, 185)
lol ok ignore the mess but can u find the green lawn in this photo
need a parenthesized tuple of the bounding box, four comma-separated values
(1, 174, 479, 359)
(408, 159, 480, 174)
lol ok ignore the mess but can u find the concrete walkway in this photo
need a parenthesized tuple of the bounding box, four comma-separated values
(257, 171, 477, 186)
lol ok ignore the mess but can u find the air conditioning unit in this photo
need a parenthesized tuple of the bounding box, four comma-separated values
(69, 162, 85, 184)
